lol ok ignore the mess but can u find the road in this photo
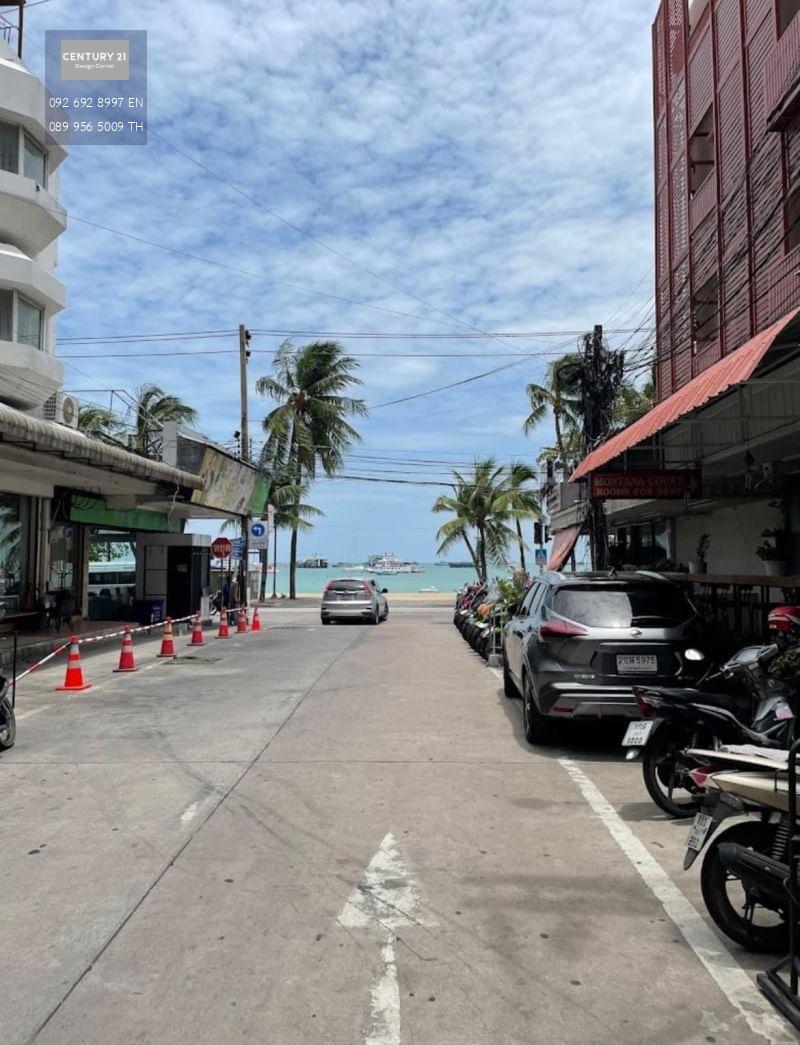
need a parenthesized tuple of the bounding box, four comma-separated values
(2, 604, 795, 1044)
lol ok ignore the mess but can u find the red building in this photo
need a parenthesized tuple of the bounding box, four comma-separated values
(653, 0, 800, 400)
(553, 0, 800, 580)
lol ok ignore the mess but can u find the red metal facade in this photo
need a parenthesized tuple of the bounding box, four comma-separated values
(653, 0, 800, 400)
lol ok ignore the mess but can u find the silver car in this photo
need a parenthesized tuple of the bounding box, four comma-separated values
(321, 577, 389, 625)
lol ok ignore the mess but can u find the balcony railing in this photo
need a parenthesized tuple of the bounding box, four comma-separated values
(766, 15, 800, 131)
(0, 12, 18, 55)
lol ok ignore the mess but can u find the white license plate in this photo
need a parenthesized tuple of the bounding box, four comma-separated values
(622, 720, 655, 747)
(617, 654, 658, 674)
(686, 812, 713, 853)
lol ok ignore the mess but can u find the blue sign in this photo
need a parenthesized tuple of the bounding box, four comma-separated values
(534, 548, 548, 566)
(250, 522, 266, 538)
(229, 538, 245, 560)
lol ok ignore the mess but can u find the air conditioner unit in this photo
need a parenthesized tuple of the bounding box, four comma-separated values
(43, 392, 79, 429)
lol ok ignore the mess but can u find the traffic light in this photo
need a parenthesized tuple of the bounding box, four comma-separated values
(534, 521, 543, 545)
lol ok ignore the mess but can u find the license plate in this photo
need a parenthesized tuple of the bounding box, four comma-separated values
(686, 812, 713, 853)
(617, 654, 658, 674)
(622, 720, 655, 747)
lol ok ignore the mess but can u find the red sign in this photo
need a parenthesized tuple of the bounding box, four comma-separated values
(211, 537, 232, 559)
(591, 469, 701, 500)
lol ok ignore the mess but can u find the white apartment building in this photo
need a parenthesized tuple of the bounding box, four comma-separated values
(0, 36, 67, 410)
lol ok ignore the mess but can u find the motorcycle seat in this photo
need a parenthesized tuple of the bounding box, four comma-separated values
(642, 686, 752, 716)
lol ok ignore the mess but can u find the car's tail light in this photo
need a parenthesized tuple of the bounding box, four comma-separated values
(362, 582, 372, 596)
(539, 619, 587, 638)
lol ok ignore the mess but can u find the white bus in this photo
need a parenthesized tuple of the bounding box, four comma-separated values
(88, 560, 136, 604)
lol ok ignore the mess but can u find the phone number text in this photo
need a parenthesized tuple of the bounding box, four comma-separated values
(48, 97, 145, 109)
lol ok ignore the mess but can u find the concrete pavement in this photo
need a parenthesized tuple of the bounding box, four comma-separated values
(1, 605, 795, 1043)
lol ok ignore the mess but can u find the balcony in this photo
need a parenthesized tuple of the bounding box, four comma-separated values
(0, 339, 63, 408)
(0, 243, 66, 314)
(0, 50, 67, 172)
(766, 15, 800, 131)
(0, 169, 66, 256)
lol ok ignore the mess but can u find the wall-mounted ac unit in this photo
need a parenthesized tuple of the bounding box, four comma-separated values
(42, 392, 79, 429)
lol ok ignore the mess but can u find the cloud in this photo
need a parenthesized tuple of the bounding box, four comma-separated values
(21, 0, 657, 559)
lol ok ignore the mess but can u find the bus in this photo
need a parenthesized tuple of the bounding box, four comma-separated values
(88, 560, 136, 605)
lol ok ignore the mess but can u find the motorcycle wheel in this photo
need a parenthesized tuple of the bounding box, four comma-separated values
(0, 697, 16, 750)
(700, 821, 789, 955)
(642, 727, 706, 819)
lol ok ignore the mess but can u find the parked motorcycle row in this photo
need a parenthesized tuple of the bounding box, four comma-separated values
(457, 584, 800, 986)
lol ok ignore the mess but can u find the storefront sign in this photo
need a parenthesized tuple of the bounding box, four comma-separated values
(69, 495, 181, 532)
(188, 448, 269, 517)
(591, 469, 701, 500)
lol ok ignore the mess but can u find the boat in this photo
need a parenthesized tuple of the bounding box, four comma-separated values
(299, 554, 328, 568)
(419, 586, 439, 593)
(448, 561, 473, 568)
(366, 553, 425, 575)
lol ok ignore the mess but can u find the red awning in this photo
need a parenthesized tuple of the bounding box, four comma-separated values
(571, 308, 800, 481)
(546, 522, 583, 571)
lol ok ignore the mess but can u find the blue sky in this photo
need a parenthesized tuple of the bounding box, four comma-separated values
(23, 0, 656, 562)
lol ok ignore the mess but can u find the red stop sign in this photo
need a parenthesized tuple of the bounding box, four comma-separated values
(211, 537, 232, 559)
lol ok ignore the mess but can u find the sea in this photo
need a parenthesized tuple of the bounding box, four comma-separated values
(264, 563, 496, 595)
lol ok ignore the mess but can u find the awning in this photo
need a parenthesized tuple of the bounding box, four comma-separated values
(571, 308, 800, 481)
(546, 522, 583, 572)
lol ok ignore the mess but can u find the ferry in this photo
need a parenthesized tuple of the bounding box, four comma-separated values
(298, 554, 328, 568)
(366, 553, 425, 575)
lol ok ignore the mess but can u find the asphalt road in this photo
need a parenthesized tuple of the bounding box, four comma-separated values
(2, 604, 796, 1044)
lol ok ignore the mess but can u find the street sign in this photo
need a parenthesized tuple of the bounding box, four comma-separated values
(211, 537, 232, 559)
(534, 548, 547, 566)
(229, 537, 244, 561)
(267, 504, 275, 527)
(249, 521, 268, 550)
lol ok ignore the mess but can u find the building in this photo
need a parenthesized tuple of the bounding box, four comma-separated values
(553, 0, 800, 579)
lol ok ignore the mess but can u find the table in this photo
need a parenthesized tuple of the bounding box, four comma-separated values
(664, 573, 800, 638)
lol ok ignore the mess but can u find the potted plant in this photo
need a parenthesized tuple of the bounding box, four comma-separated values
(756, 529, 790, 577)
(689, 534, 710, 574)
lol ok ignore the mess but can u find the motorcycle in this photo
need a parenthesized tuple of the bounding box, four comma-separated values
(0, 673, 15, 750)
(623, 642, 795, 818)
(682, 752, 794, 954)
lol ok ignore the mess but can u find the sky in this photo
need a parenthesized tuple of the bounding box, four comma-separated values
(20, 0, 656, 562)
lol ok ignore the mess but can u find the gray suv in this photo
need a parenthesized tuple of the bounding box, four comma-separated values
(502, 571, 705, 745)
(321, 577, 389, 625)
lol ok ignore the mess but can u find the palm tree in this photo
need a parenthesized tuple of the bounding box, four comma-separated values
(262, 476, 323, 599)
(503, 461, 541, 574)
(611, 377, 655, 431)
(256, 340, 366, 598)
(78, 404, 120, 435)
(132, 384, 198, 455)
(523, 353, 583, 472)
(433, 458, 518, 581)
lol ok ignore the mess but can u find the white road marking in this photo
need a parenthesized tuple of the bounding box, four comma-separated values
(339, 833, 434, 1045)
(488, 666, 503, 681)
(16, 705, 53, 721)
(559, 757, 795, 1044)
(180, 801, 201, 825)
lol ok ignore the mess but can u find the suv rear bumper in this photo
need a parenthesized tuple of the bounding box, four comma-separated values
(321, 602, 374, 620)
(536, 681, 646, 720)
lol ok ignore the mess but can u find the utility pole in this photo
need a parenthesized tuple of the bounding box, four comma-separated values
(239, 324, 251, 604)
(578, 324, 624, 571)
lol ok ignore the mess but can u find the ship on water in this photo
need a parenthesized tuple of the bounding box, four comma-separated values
(298, 553, 328, 568)
(365, 553, 425, 575)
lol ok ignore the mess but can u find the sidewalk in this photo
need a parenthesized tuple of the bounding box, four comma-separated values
(1, 618, 146, 672)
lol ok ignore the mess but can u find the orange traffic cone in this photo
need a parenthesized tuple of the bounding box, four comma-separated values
(114, 626, 138, 672)
(251, 605, 261, 632)
(237, 607, 248, 633)
(217, 611, 230, 639)
(158, 618, 176, 658)
(55, 636, 92, 691)
(189, 612, 205, 646)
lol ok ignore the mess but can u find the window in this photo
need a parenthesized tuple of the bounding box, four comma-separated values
(0, 289, 12, 342)
(689, 106, 715, 195)
(0, 120, 17, 174)
(23, 134, 46, 186)
(691, 273, 720, 351)
(779, 0, 800, 36)
(16, 296, 42, 349)
(552, 585, 694, 628)
(519, 583, 543, 616)
(786, 185, 800, 252)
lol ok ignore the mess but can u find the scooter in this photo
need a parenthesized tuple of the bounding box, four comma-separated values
(623, 642, 795, 818)
(682, 753, 795, 954)
(0, 673, 15, 750)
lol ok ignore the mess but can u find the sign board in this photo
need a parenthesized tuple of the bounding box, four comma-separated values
(591, 469, 701, 500)
(211, 537, 232, 559)
(267, 504, 275, 527)
(534, 548, 548, 566)
(249, 521, 268, 550)
(229, 538, 244, 561)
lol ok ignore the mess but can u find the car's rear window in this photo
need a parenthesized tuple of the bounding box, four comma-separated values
(552, 586, 693, 628)
(327, 580, 367, 592)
